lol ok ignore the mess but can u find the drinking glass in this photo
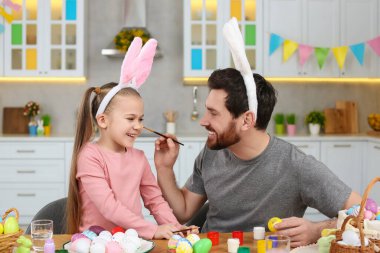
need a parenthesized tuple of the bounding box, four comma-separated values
(31, 219, 53, 252)
(266, 235, 290, 253)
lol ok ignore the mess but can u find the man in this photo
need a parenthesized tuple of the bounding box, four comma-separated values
(154, 68, 361, 247)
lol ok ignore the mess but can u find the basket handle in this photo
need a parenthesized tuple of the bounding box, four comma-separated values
(356, 177, 380, 250)
(1, 208, 19, 223)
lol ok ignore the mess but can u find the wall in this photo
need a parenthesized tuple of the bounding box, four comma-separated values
(0, 0, 379, 136)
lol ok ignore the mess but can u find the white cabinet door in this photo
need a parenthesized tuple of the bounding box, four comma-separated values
(263, 0, 303, 77)
(321, 141, 364, 193)
(340, 0, 378, 77)
(178, 141, 203, 187)
(366, 142, 380, 201)
(302, 0, 340, 77)
(291, 141, 320, 160)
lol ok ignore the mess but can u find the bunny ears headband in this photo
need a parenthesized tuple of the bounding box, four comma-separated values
(96, 37, 157, 117)
(223, 17, 258, 120)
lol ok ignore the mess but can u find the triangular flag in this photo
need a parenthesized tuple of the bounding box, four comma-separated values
(3, 0, 22, 11)
(269, 33, 284, 56)
(0, 6, 14, 23)
(298, 44, 313, 66)
(0, 24, 4, 33)
(367, 36, 380, 57)
(332, 46, 348, 70)
(349, 43, 365, 66)
(315, 48, 330, 69)
(283, 40, 298, 62)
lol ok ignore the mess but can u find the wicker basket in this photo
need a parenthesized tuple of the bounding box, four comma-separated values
(0, 208, 24, 252)
(330, 177, 380, 253)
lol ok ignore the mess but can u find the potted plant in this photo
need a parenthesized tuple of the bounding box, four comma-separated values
(274, 113, 285, 135)
(305, 111, 325, 136)
(286, 113, 296, 136)
(41, 114, 51, 136)
(23, 101, 40, 136)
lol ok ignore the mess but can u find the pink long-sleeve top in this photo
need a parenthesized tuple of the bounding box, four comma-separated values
(76, 142, 180, 239)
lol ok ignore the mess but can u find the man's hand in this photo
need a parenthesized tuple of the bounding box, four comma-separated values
(274, 217, 323, 247)
(154, 134, 180, 171)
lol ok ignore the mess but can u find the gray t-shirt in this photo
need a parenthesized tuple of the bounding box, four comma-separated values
(185, 135, 351, 232)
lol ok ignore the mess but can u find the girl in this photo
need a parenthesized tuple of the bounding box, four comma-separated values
(66, 38, 182, 239)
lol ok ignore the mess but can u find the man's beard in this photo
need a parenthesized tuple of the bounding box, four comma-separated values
(206, 121, 240, 150)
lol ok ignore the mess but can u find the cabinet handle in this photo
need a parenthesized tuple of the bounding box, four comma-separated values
(16, 149, 36, 153)
(17, 193, 36, 197)
(333, 144, 351, 148)
(17, 170, 36, 174)
(374, 145, 380, 150)
(303, 72, 307, 75)
(297, 145, 309, 148)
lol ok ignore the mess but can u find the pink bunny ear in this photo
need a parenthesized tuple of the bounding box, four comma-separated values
(133, 39, 157, 88)
(119, 37, 143, 85)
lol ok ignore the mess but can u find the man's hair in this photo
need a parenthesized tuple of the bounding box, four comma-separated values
(208, 68, 277, 130)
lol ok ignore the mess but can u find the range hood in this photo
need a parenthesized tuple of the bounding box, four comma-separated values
(101, 0, 162, 58)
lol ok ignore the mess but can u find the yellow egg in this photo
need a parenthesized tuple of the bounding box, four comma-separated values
(0, 223, 3, 234)
(268, 217, 282, 232)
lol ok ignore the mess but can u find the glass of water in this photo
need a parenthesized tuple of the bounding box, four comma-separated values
(31, 219, 53, 252)
(266, 235, 290, 253)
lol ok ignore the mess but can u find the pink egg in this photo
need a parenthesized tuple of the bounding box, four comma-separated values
(71, 233, 88, 242)
(105, 241, 123, 253)
(89, 225, 106, 235)
(364, 210, 373, 220)
(365, 198, 378, 214)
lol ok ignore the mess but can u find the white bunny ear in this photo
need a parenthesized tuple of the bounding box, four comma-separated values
(119, 37, 143, 85)
(133, 38, 157, 89)
(223, 17, 258, 120)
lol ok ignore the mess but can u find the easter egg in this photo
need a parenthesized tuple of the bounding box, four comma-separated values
(186, 234, 200, 245)
(177, 238, 192, 247)
(193, 238, 212, 253)
(105, 241, 123, 253)
(111, 226, 125, 235)
(342, 230, 360, 246)
(376, 214, 380, 220)
(98, 231, 112, 241)
(4, 216, 19, 234)
(365, 198, 378, 213)
(0, 223, 3, 234)
(125, 228, 138, 237)
(268, 217, 282, 232)
(123, 243, 138, 253)
(89, 225, 105, 235)
(364, 210, 373, 220)
(71, 233, 87, 242)
(112, 232, 126, 244)
(70, 237, 91, 253)
(125, 236, 141, 248)
(351, 205, 361, 217)
(168, 235, 182, 249)
(346, 207, 354, 215)
(176, 240, 193, 253)
(82, 229, 97, 240)
(90, 240, 106, 253)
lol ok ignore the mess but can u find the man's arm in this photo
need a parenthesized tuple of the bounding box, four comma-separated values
(275, 191, 362, 247)
(154, 135, 207, 223)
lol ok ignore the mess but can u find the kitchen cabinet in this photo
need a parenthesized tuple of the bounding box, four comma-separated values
(365, 141, 380, 201)
(0, 141, 66, 226)
(183, 0, 262, 80)
(263, 0, 379, 77)
(290, 140, 320, 160)
(3, 0, 84, 77)
(321, 141, 365, 194)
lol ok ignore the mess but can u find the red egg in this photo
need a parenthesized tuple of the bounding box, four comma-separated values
(111, 226, 125, 235)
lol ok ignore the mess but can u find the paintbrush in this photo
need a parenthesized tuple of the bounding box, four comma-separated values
(143, 126, 184, 146)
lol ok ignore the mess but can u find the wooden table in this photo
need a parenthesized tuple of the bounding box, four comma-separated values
(54, 232, 258, 252)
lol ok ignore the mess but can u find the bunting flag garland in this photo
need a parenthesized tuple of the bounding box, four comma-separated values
(332, 46, 348, 70)
(269, 33, 284, 56)
(269, 33, 380, 70)
(299, 44, 313, 66)
(367, 36, 380, 57)
(2, 0, 21, 11)
(283, 39, 298, 62)
(0, 0, 19, 34)
(349, 43, 365, 66)
(315, 47, 330, 69)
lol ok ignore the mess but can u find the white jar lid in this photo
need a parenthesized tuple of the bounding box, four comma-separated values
(253, 226, 265, 240)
